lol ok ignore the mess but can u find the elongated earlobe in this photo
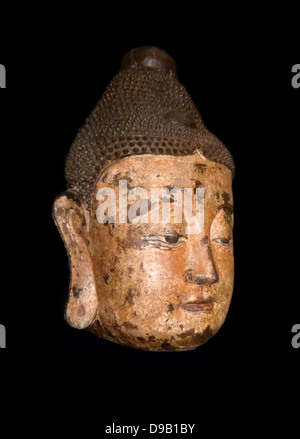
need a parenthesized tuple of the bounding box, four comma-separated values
(53, 192, 98, 329)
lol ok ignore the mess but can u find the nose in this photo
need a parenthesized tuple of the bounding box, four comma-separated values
(184, 235, 219, 286)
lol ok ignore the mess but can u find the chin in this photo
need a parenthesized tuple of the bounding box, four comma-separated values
(90, 323, 217, 351)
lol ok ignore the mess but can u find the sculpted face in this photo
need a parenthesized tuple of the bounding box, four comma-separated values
(54, 152, 234, 350)
(53, 46, 235, 350)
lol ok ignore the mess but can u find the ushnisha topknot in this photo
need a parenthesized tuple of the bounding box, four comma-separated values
(65, 46, 234, 208)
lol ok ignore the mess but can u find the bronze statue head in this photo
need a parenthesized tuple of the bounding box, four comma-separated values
(53, 47, 234, 351)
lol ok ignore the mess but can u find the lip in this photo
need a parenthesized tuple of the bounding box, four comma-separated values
(180, 300, 216, 313)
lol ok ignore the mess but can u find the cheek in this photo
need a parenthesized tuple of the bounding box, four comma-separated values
(95, 248, 186, 322)
(135, 249, 185, 286)
(100, 250, 184, 298)
(212, 245, 234, 297)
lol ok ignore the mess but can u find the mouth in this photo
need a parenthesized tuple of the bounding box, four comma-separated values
(180, 299, 216, 313)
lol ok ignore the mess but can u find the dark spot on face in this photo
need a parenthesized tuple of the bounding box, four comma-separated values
(108, 322, 139, 348)
(176, 328, 195, 339)
(195, 163, 207, 172)
(194, 180, 203, 194)
(167, 304, 174, 313)
(217, 196, 233, 219)
(112, 321, 120, 332)
(102, 173, 108, 183)
(127, 183, 135, 191)
(200, 235, 208, 245)
(223, 207, 233, 224)
(125, 288, 134, 305)
(161, 341, 177, 350)
(215, 192, 220, 200)
(137, 337, 145, 342)
(122, 321, 138, 330)
(113, 172, 122, 183)
(222, 191, 231, 204)
(156, 174, 161, 177)
(105, 216, 115, 225)
(56, 207, 64, 216)
(125, 177, 135, 190)
(72, 286, 83, 298)
(140, 262, 144, 269)
(131, 199, 151, 220)
(162, 196, 175, 204)
(124, 288, 140, 305)
(149, 335, 156, 341)
(103, 274, 110, 285)
(124, 173, 133, 183)
(125, 226, 147, 250)
(191, 326, 213, 345)
(107, 223, 115, 237)
(163, 184, 174, 192)
(179, 325, 184, 330)
(128, 267, 134, 274)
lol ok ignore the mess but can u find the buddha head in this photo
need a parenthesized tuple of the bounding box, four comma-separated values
(53, 47, 235, 351)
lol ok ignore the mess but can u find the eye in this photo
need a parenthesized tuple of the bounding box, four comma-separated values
(143, 234, 187, 246)
(164, 235, 179, 244)
(210, 208, 233, 248)
(212, 237, 232, 246)
(161, 234, 187, 245)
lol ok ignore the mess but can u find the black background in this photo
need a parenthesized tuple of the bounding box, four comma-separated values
(0, 6, 299, 432)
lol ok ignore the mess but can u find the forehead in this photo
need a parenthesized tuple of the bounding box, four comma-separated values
(94, 153, 232, 195)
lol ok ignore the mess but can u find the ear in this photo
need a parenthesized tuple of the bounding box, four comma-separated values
(53, 192, 98, 329)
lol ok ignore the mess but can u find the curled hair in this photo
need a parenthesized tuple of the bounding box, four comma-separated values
(65, 47, 234, 209)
